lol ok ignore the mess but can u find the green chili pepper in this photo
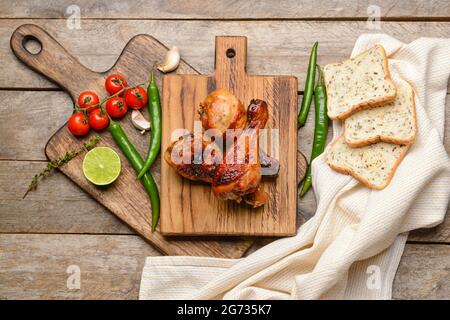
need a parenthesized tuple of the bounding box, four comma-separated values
(297, 42, 318, 128)
(137, 68, 162, 179)
(108, 120, 160, 231)
(300, 65, 328, 197)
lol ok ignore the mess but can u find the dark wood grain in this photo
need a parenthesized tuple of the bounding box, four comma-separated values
(161, 36, 301, 236)
(10, 24, 253, 258)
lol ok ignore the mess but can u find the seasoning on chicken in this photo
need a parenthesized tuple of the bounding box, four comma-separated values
(165, 89, 277, 207)
(211, 99, 268, 204)
(243, 186, 269, 208)
(199, 88, 247, 134)
(164, 133, 221, 183)
(200, 90, 279, 176)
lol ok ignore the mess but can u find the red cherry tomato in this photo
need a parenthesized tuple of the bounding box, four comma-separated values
(67, 112, 90, 136)
(106, 96, 128, 119)
(88, 109, 110, 131)
(77, 91, 99, 113)
(105, 74, 128, 96)
(125, 86, 148, 110)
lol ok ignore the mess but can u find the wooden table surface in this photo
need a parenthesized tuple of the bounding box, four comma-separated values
(0, 0, 448, 299)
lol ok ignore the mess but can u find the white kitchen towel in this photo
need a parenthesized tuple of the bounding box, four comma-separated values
(140, 35, 450, 300)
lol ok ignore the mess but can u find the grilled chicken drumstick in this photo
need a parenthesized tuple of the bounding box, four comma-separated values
(164, 89, 276, 207)
(212, 99, 269, 205)
(199, 89, 279, 176)
(199, 88, 247, 135)
(164, 133, 220, 183)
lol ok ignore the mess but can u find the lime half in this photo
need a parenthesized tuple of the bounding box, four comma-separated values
(83, 147, 121, 186)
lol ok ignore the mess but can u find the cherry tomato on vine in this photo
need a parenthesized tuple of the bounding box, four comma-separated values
(88, 109, 110, 131)
(77, 91, 99, 113)
(67, 112, 90, 136)
(105, 74, 128, 96)
(125, 86, 148, 110)
(106, 96, 128, 119)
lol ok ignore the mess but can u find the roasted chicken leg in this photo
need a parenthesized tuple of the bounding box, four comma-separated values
(164, 89, 276, 207)
(199, 88, 247, 135)
(211, 99, 268, 205)
(200, 89, 279, 176)
(164, 133, 220, 183)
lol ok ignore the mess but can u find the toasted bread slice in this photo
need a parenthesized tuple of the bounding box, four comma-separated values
(344, 80, 417, 147)
(324, 45, 396, 120)
(327, 136, 408, 189)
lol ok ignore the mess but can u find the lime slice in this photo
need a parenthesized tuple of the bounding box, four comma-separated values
(82, 147, 121, 186)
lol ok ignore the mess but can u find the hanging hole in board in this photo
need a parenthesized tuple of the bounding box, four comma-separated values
(22, 35, 42, 55)
(226, 48, 236, 58)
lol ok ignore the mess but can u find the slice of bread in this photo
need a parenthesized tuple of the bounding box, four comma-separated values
(324, 45, 397, 120)
(327, 136, 409, 189)
(344, 80, 416, 147)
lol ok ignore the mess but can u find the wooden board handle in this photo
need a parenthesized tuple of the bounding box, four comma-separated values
(214, 36, 247, 90)
(10, 24, 98, 99)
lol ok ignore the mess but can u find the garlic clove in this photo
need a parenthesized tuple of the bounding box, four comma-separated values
(131, 109, 151, 132)
(157, 46, 180, 73)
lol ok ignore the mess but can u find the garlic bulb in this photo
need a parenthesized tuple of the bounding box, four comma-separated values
(157, 46, 180, 73)
(131, 109, 150, 133)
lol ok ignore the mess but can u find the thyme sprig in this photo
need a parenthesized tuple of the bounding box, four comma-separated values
(23, 135, 101, 199)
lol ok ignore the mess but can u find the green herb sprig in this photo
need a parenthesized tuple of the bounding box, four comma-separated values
(23, 135, 101, 199)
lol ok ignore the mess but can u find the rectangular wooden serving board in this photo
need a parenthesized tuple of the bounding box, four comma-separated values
(161, 36, 298, 236)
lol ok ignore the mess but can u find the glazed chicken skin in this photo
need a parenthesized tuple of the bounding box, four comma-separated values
(164, 89, 274, 207)
(211, 99, 268, 204)
(200, 89, 279, 176)
(164, 133, 221, 183)
(199, 88, 247, 135)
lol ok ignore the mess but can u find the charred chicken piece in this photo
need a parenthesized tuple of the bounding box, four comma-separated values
(164, 90, 275, 207)
(164, 133, 279, 182)
(199, 88, 247, 135)
(200, 89, 279, 176)
(164, 134, 221, 183)
(243, 186, 269, 208)
(211, 99, 269, 205)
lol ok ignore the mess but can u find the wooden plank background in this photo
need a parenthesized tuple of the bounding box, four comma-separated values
(0, 0, 449, 20)
(0, 0, 448, 299)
